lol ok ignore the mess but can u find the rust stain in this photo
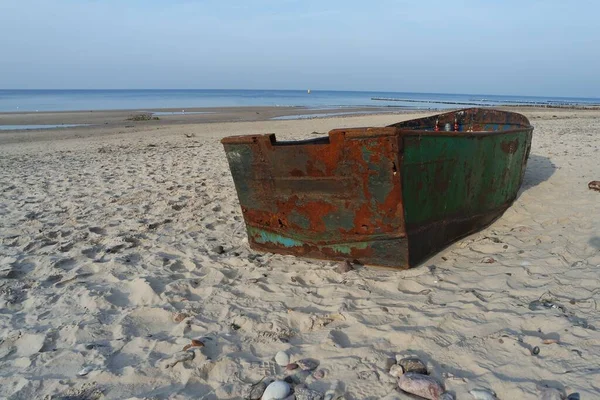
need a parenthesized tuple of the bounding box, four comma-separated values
(501, 139, 519, 154)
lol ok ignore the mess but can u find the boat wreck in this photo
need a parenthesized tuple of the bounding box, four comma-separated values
(222, 108, 533, 268)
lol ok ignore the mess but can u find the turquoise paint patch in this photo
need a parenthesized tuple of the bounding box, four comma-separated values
(249, 227, 304, 248)
(329, 241, 369, 255)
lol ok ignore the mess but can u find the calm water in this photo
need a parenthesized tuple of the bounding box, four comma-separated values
(1, 89, 599, 112)
(0, 124, 89, 131)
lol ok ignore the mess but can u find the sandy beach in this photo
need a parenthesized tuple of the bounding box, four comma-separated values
(1, 107, 599, 399)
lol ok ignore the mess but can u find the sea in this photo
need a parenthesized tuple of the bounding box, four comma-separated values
(1, 89, 599, 113)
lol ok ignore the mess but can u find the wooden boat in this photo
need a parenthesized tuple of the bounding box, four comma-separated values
(221, 108, 533, 268)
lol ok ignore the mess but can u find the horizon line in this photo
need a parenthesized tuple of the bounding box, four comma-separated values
(0, 88, 598, 100)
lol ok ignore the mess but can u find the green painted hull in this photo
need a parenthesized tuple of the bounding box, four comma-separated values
(222, 108, 533, 268)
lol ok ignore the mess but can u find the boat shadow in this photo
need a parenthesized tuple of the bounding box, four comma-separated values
(519, 154, 556, 193)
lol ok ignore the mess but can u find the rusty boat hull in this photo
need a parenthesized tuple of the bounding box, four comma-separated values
(221, 108, 534, 268)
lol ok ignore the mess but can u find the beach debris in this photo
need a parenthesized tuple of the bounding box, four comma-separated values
(313, 369, 326, 380)
(532, 346, 541, 356)
(296, 358, 319, 371)
(469, 388, 498, 400)
(262, 380, 290, 400)
(275, 350, 290, 367)
(286, 363, 299, 371)
(397, 372, 444, 400)
(398, 357, 428, 375)
(164, 350, 195, 368)
(77, 366, 93, 377)
(538, 386, 566, 400)
(248, 380, 269, 400)
(183, 336, 206, 351)
(295, 386, 324, 400)
(481, 256, 496, 264)
(389, 364, 404, 377)
(441, 392, 457, 400)
(588, 181, 600, 191)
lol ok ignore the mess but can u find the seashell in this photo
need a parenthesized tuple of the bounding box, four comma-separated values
(398, 357, 428, 375)
(286, 362, 299, 371)
(262, 380, 290, 400)
(295, 387, 324, 400)
(249, 381, 268, 400)
(441, 392, 457, 400)
(389, 364, 404, 377)
(538, 387, 566, 400)
(542, 339, 559, 345)
(469, 388, 498, 400)
(172, 312, 189, 323)
(313, 369, 326, 379)
(297, 358, 319, 371)
(275, 350, 290, 366)
(397, 372, 444, 400)
(78, 366, 93, 376)
(588, 181, 600, 192)
(191, 337, 206, 347)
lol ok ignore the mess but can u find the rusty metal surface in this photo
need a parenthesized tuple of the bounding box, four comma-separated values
(222, 108, 534, 268)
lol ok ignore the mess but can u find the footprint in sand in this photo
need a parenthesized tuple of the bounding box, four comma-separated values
(88, 226, 107, 235)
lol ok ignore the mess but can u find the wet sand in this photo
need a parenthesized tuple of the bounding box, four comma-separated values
(1, 107, 599, 399)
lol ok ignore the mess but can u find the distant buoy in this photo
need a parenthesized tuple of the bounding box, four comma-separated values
(307, 89, 311, 94)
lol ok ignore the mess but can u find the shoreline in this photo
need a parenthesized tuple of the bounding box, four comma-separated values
(1, 105, 598, 146)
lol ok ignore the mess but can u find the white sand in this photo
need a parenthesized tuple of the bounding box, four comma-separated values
(1, 110, 599, 399)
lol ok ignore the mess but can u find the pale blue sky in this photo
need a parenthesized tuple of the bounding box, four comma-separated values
(0, 0, 598, 96)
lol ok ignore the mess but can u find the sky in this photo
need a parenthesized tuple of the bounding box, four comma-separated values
(0, 0, 598, 97)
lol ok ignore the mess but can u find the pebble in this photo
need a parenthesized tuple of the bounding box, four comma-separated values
(262, 380, 290, 400)
(286, 370, 311, 385)
(441, 392, 457, 400)
(389, 364, 404, 377)
(249, 381, 268, 400)
(77, 366, 93, 377)
(384, 357, 396, 370)
(212, 245, 225, 254)
(398, 357, 428, 375)
(567, 393, 580, 400)
(397, 372, 444, 400)
(275, 351, 290, 366)
(297, 358, 319, 371)
(323, 380, 342, 400)
(469, 388, 498, 400)
(588, 180, 600, 191)
(295, 387, 324, 400)
(532, 346, 541, 355)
